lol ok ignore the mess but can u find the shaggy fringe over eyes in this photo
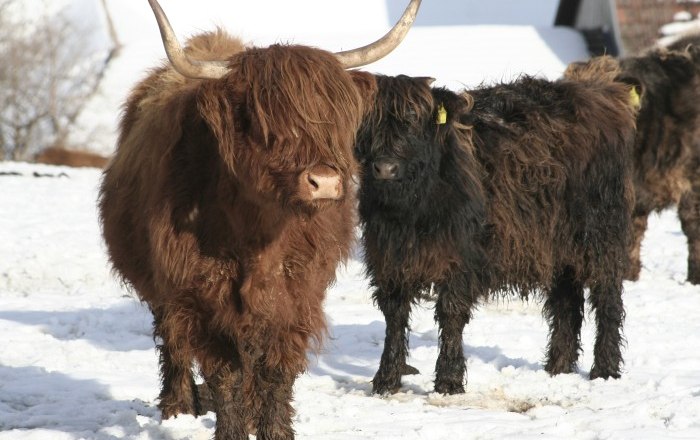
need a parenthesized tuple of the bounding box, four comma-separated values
(228, 44, 365, 173)
(375, 77, 435, 124)
(367, 75, 437, 156)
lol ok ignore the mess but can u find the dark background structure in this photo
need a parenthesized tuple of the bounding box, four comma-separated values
(557, 0, 700, 56)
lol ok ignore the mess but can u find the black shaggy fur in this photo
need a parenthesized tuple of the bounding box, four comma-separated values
(355, 73, 638, 395)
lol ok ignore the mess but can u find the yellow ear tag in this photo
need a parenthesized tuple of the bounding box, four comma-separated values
(436, 104, 447, 125)
(629, 87, 641, 109)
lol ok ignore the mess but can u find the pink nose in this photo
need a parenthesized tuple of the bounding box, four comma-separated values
(300, 165, 342, 200)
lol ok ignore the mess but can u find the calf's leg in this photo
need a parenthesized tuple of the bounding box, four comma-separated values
(196, 382, 215, 414)
(544, 266, 585, 375)
(626, 213, 649, 281)
(254, 365, 296, 440)
(679, 189, 700, 284)
(372, 283, 414, 394)
(202, 354, 248, 440)
(153, 307, 201, 418)
(433, 280, 476, 394)
(588, 277, 625, 380)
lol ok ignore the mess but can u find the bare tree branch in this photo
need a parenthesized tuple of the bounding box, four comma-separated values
(0, 0, 121, 161)
(101, 0, 122, 60)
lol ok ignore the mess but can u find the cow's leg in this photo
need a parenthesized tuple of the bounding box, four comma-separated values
(544, 266, 585, 375)
(196, 382, 215, 414)
(626, 212, 649, 281)
(203, 358, 248, 440)
(157, 342, 200, 418)
(588, 276, 625, 380)
(433, 279, 475, 394)
(254, 365, 296, 440)
(372, 283, 414, 394)
(679, 188, 700, 284)
(153, 307, 201, 418)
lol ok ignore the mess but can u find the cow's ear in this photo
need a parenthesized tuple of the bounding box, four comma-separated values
(434, 90, 484, 211)
(433, 87, 474, 126)
(349, 70, 378, 111)
(615, 74, 644, 109)
(657, 49, 696, 79)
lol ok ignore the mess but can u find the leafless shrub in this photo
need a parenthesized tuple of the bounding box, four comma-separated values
(0, 0, 120, 161)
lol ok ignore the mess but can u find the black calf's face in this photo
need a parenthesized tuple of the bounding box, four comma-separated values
(355, 75, 449, 211)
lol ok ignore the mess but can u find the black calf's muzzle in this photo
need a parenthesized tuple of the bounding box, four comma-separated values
(372, 157, 404, 180)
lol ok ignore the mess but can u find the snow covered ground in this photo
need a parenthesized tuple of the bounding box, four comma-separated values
(2, 1, 700, 439)
(2, 164, 700, 440)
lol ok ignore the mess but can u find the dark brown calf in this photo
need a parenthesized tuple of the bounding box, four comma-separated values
(355, 62, 637, 395)
(567, 46, 700, 284)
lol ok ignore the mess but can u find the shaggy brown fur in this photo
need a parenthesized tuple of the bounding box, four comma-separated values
(567, 47, 700, 284)
(99, 30, 376, 440)
(34, 146, 109, 168)
(355, 66, 637, 395)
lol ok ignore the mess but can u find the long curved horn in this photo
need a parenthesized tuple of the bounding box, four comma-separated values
(334, 0, 421, 69)
(147, 0, 230, 79)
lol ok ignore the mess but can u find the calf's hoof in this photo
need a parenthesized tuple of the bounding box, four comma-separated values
(589, 366, 621, 380)
(372, 372, 402, 395)
(544, 359, 577, 376)
(686, 269, 700, 285)
(256, 425, 294, 440)
(434, 379, 465, 395)
(158, 396, 200, 419)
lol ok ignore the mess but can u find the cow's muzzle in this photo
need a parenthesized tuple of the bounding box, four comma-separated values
(372, 157, 404, 180)
(299, 165, 343, 201)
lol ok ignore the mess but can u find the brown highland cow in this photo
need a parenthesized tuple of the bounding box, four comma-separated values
(355, 57, 637, 396)
(98, 1, 420, 439)
(567, 43, 700, 284)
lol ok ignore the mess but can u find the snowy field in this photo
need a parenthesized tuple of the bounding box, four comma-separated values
(2, 1, 700, 439)
(2, 166, 700, 440)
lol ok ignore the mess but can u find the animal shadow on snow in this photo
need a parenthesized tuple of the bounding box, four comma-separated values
(0, 365, 177, 438)
(310, 321, 543, 396)
(0, 302, 153, 352)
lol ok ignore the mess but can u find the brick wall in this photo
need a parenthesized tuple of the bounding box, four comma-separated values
(616, 0, 700, 54)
